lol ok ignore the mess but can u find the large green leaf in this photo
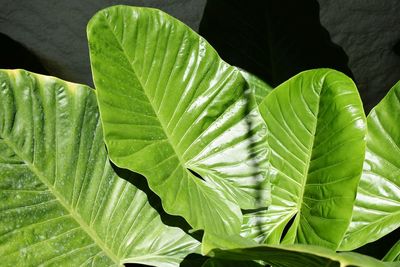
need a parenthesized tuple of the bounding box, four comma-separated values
(88, 5, 269, 234)
(0, 69, 199, 266)
(383, 239, 400, 262)
(340, 81, 400, 250)
(255, 69, 366, 249)
(202, 233, 396, 267)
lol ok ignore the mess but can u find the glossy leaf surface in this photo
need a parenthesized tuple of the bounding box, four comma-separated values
(0, 70, 199, 266)
(340, 81, 400, 250)
(203, 233, 396, 267)
(257, 69, 366, 249)
(88, 6, 269, 234)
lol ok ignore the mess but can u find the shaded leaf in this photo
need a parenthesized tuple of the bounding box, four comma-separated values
(0, 69, 199, 266)
(88, 6, 269, 235)
(202, 233, 396, 267)
(340, 81, 400, 250)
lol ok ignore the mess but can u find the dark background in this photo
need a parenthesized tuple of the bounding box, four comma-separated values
(1, 0, 399, 262)
(1, 0, 400, 112)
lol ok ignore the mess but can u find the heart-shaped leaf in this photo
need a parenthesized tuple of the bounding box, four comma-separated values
(340, 81, 400, 250)
(0, 69, 199, 266)
(255, 69, 366, 249)
(88, 6, 269, 234)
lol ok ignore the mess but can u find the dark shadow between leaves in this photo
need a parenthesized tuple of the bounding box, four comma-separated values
(180, 253, 210, 267)
(188, 168, 205, 181)
(199, 0, 353, 87)
(125, 264, 153, 267)
(280, 214, 296, 243)
(354, 227, 400, 260)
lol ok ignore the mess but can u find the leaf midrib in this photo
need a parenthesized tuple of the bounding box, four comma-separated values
(291, 75, 325, 233)
(2, 136, 121, 265)
(101, 14, 191, 176)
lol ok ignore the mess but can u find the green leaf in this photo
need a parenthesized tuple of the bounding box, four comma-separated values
(88, 5, 269, 234)
(0, 69, 199, 266)
(383, 239, 400, 262)
(240, 69, 273, 104)
(340, 81, 400, 250)
(256, 69, 366, 249)
(202, 233, 396, 267)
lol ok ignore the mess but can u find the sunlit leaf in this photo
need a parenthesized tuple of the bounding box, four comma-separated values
(0, 69, 199, 266)
(340, 81, 400, 250)
(88, 6, 270, 234)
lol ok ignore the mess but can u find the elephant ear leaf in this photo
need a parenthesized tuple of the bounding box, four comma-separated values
(340, 81, 400, 250)
(256, 69, 366, 249)
(0, 70, 199, 266)
(88, 6, 269, 235)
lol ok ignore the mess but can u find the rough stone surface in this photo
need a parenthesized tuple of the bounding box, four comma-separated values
(318, 0, 400, 111)
(0, 0, 206, 86)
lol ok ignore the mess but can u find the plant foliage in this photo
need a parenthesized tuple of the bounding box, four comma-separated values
(0, 5, 399, 267)
(87, 6, 269, 235)
(0, 70, 198, 266)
